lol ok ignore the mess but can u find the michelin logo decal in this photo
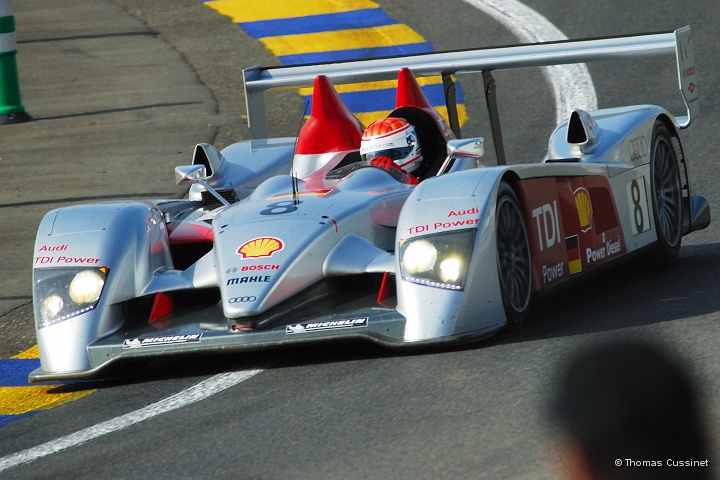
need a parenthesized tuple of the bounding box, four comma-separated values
(123, 333, 203, 348)
(286, 317, 369, 334)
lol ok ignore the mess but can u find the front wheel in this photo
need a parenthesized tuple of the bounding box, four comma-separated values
(496, 182, 532, 331)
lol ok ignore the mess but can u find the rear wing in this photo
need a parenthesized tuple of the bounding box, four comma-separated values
(243, 26, 697, 162)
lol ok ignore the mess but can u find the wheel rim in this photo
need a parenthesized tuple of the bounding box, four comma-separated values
(652, 136, 682, 247)
(497, 197, 531, 313)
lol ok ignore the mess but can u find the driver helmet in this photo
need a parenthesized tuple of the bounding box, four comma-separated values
(360, 117, 422, 173)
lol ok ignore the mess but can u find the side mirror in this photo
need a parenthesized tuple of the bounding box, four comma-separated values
(174, 164, 230, 207)
(175, 164, 207, 185)
(446, 137, 485, 158)
(437, 137, 485, 176)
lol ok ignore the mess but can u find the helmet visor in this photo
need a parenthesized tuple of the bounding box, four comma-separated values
(362, 146, 412, 162)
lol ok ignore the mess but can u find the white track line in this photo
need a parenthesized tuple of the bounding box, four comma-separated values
(0, 367, 266, 473)
(461, 0, 598, 123)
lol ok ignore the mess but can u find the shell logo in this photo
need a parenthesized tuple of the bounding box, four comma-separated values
(236, 237, 284, 258)
(574, 188, 593, 233)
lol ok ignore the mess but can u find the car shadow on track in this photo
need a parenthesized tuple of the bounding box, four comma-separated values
(497, 242, 720, 345)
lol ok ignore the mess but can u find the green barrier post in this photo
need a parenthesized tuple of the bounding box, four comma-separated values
(0, 0, 30, 124)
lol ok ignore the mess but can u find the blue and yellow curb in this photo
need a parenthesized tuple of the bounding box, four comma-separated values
(0, 345, 96, 428)
(203, 0, 467, 127)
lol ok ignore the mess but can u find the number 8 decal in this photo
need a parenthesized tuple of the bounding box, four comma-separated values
(627, 177, 650, 235)
(260, 200, 302, 216)
(631, 179, 644, 232)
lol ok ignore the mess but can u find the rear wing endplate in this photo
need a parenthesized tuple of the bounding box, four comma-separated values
(243, 26, 697, 140)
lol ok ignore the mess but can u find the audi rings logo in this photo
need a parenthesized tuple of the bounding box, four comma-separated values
(228, 296, 256, 303)
(629, 136, 649, 161)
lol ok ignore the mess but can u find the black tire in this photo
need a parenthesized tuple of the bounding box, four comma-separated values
(648, 121, 683, 269)
(496, 182, 532, 331)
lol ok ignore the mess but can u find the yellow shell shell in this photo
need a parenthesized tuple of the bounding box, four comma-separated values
(574, 189, 593, 229)
(238, 237, 283, 258)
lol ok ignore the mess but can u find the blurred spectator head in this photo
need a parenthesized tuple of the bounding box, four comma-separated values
(552, 338, 712, 480)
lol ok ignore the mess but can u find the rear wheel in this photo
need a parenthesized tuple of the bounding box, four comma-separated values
(496, 182, 532, 330)
(648, 121, 683, 268)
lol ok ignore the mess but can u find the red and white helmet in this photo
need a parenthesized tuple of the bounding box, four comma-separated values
(360, 117, 422, 173)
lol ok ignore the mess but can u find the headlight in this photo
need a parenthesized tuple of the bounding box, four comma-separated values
(41, 295, 64, 320)
(69, 270, 105, 303)
(401, 239, 437, 274)
(399, 229, 476, 290)
(439, 257, 462, 283)
(34, 267, 109, 329)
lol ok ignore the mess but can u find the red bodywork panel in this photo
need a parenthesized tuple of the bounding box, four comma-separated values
(515, 176, 626, 292)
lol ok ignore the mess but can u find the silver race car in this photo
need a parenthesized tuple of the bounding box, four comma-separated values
(29, 27, 709, 381)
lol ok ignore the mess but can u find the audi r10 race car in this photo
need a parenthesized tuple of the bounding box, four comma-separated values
(29, 27, 709, 381)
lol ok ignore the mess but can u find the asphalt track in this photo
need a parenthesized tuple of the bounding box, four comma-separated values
(1, 0, 720, 478)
